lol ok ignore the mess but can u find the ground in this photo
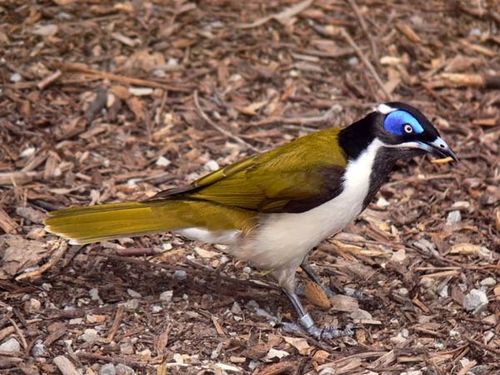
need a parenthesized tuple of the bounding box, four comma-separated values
(0, 0, 499, 374)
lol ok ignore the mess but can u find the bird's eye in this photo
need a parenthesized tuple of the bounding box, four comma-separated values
(403, 124, 413, 134)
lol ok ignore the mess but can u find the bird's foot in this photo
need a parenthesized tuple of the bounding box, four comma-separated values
(282, 313, 354, 340)
(307, 323, 354, 340)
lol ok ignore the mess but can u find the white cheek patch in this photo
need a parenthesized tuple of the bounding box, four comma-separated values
(376, 103, 397, 114)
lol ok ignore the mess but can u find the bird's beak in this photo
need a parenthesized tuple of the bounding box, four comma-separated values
(419, 137, 458, 162)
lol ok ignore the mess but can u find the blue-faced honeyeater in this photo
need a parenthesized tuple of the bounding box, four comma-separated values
(45, 102, 457, 339)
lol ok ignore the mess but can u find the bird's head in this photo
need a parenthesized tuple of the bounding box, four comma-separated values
(373, 102, 458, 161)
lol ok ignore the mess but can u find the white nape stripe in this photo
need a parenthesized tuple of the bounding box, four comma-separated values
(376, 103, 397, 114)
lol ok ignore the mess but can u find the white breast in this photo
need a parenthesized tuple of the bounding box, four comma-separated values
(233, 139, 383, 270)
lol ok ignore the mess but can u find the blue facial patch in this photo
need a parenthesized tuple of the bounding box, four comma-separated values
(384, 110, 424, 135)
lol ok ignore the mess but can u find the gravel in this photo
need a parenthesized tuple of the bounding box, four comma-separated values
(99, 363, 116, 375)
(0, 337, 21, 353)
(463, 289, 489, 312)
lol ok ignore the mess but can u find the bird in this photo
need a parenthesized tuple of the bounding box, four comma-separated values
(45, 102, 457, 339)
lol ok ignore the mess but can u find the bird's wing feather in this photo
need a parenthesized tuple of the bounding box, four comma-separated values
(153, 128, 347, 213)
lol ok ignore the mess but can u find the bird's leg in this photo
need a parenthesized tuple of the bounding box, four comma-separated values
(274, 267, 352, 339)
(282, 289, 353, 339)
(300, 262, 335, 298)
(301, 261, 365, 300)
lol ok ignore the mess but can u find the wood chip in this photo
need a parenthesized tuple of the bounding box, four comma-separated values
(0, 208, 18, 234)
(330, 294, 359, 312)
(53, 356, 79, 375)
(396, 22, 422, 43)
(283, 336, 311, 355)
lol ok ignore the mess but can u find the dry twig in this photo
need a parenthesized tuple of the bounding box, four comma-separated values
(340, 28, 392, 100)
(58, 63, 192, 92)
(346, 0, 379, 61)
(193, 90, 259, 152)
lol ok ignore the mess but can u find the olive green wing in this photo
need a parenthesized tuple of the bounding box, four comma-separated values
(154, 128, 347, 213)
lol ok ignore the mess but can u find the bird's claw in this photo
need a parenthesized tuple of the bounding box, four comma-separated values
(308, 323, 354, 339)
(281, 315, 354, 340)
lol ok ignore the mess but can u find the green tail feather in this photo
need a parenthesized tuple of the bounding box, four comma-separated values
(45, 200, 256, 244)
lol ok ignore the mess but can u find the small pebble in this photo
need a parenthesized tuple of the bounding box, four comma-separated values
(86, 314, 106, 323)
(10, 72, 22, 82)
(99, 363, 116, 375)
(174, 270, 187, 280)
(25, 298, 42, 313)
(138, 348, 152, 358)
(31, 341, 45, 357)
(348, 57, 359, 66)
(231, 301, 242, 315)
(449, 329, 460, 338)
(350, 309, 373, 320)
(446, 210, 461, 225)
(469, 28, 481, 36)
(120, 342, 134, 355)
(204, 160, 220, 172)
(246, 300, 259, 310)
(390, 328, 409, 345)
(42, 283, 52, 291)
(116, 364, 135, 375)
(89, 288, 101, 302)
(242, 266, 252, 274)
(265, 348, 290, 361)
(438, 284, 449, 298)
(480, 277, 496, 287)
(151, 305, 163, 313)
(153, 68, 166, 78)
(160, 290, 173, 302)
(396, 287, 409, 297)
(20, 147, 35, 158)
(127, 289, 141, 298)
(248, 360, 260, 371)
(0, 338, 21, 353)
(156, 156, 171, 167)
(376, 197, 390, 208)
(434, 341, 445, 349)
(162, 243, 173, 251)
(122, 299, 139, 311)
(167, 57, 178, 66)
(463, 289, 488, 312)
(391, 249, 407, 263)
(80, 329, 98, 344)
(410, 15, 423, 26)
(69, 318, 83, 325)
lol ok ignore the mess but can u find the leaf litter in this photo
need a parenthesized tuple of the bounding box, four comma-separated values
(0, 0, 498, 374)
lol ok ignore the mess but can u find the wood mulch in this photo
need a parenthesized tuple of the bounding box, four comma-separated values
(0, 1, 498, 374)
